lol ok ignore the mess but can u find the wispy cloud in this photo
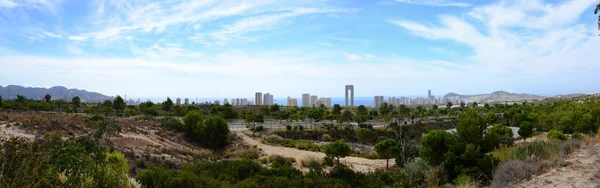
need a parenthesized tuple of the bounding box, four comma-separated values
(394, 0, 472, 7)
(317, 42, 332, 47)
(0, 0, 17, 8)
(390, 0, 599, 76)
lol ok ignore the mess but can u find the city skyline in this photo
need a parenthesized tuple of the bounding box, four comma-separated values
(1, 0, 598, 97)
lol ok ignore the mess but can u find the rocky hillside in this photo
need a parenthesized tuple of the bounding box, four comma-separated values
(443, 91, 545, 103)
(0, 85, 111, 102)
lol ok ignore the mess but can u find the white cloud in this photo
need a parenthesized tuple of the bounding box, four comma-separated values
(68, 36, 88, 41)
(0, 0, 17, 7)
(42, 31, 61, 38)
(317, 42, 332, 47)
(429, 47, 457, 56)
(394, 0, 472, 7)
(390, 0, 600, 82)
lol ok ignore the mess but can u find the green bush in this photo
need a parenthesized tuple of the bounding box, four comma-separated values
(161, 117, 184, 131)
(286, 125, 292, 130)
(548, 130, 568, 141)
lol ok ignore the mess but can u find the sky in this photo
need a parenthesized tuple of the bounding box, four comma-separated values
(0, 0, 599, 99)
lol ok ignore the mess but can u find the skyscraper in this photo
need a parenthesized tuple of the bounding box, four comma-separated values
(184, 98, 189, 105)
(310, 95, 318, 106)
(345, 85, 354, 107)
(255, 92, 263, 105)
(321, 98, 332, 108)
(263, 93, 273, 105)
(176, 98, 181, 105)
(374, 95, 384, 108)
(302, 93, 310, 107)
(223, 98, 228, 105)
(287, 96, 298, 107)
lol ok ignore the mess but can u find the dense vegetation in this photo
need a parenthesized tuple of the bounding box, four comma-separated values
(2, 93, 600, 187)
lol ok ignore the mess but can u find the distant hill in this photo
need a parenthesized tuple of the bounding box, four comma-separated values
(443, 91, 545, 103)
(0, 85, 112, 102)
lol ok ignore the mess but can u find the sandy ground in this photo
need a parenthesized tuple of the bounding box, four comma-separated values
(240, 133, 393, 172)
(512, 142, 600, 188)
(0, 123, 36, 140)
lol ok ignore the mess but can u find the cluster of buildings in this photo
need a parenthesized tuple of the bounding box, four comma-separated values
(373, 89, 452, 107)
(297, 93, 331, 107)
(175, 98, 190, 105)
(254, 92, 274, 106)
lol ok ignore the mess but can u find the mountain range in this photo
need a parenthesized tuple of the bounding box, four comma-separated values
(443, 91, 546, 103)
(0, 85, 112, 102)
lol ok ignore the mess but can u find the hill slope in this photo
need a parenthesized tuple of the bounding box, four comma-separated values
(443, 91, 545, 103)
(0, 85, 111, 102)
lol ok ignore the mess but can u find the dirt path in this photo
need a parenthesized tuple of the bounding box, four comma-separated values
(240, 134, 393, 172)
(512, 142, 600, 188)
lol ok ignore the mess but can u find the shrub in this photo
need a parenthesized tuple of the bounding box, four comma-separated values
(356, 128, 375, 143)
(561, 139, 583, 156)
(253, 125, 264, 132)
(286, 125, 292, 130)
(548, 130, 568, 141)
(160, 117, 184, 131)
(570, 133, 584, 140)
(268, 155, 295, 168)
(300, 156, 323, 168)
(298, 125, 304, 131)
(320, 134, 333, 141)
(492, 160, 539, 188)
(226, 148, 261, 160)
(492, 141, 561, 163)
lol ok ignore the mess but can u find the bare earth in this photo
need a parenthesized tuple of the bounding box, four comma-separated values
(513, 142, 600, 188)
(240, 134, 393, 172)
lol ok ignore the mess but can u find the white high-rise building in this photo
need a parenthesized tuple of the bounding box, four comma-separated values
(255, 92, 263, 105)
(345, 85, 354, 107)
(320, 97, 332, 108)
(223, 98, 228, 105)
(310, 95, 318, 106)
(374, 95, 384, 108)
(287, 96, 298, 107)
(302, 93, 310, 107)
(263, 93, 273, 105)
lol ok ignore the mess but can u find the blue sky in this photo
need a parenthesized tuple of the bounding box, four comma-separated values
(0, 0, 599, 99)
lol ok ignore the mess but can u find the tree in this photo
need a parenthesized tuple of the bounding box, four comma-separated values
(446, 102, 452, 109)
(487, 124, 514, 147)
(16, 95, 26, 104)
(459, 102, 466, 108)
(44, 94, 51, 102)
(420, 130, 454, 166)
(163, 97, 174, 112)
(323, 140, 352, 166)
(378, 103, 392, 123)
(332, 104, 342, 115)
(183, 110, 204, 135)
(391, 124, 418, 167)
(72, 96, 81, 108)
(307, 108, 325, 129)
(456, 109, 486, 143)
(112, 95, 126, 113)
(0, 96, 3, 108)
(596, 3, 600, 30)
(432, 105, 438, 110)
(200, 116, 230, 150)
(375, 139, 397, 170)
(518, 121, 534, 141)
(484, 103, 490, 109)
